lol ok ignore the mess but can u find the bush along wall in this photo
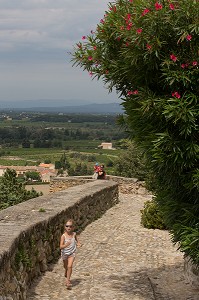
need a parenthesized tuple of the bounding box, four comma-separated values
(72, 0, 199, 265)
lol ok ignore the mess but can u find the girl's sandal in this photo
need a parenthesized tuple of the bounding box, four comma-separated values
(66, 280, 72, 289)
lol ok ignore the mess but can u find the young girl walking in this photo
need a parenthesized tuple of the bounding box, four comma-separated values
(60, 219, 81, 288)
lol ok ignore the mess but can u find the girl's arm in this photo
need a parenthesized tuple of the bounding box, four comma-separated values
(75, 234, 82, 247)
(60, 234, 71, 249)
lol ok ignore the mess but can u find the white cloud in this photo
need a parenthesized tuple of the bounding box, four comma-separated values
(0, 0, 120, 103)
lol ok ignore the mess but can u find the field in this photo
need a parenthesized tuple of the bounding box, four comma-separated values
(0, 112, 125, 174)
(0, 145, 120, 175)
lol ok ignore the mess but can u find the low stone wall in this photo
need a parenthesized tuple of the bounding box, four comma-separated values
(49, 176, 93, 193)
(50, 175, 149, 195)
(0, 180, 118, 300)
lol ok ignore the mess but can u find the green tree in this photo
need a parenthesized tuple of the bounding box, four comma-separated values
(25, 171, 41, 182)
(60, 152, 70, 170)
(0, 169, 42, 210)
(55, 161, 62, 170)
(114, 142, 146, 180)
(72, 0, 199, 265)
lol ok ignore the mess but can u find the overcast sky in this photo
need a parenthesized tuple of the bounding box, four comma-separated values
(0, 0, 120, 105)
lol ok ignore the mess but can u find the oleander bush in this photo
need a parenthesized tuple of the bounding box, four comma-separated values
(72, 0, 199, 265)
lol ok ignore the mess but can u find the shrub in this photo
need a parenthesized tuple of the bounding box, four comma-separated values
(114, 141, 147, 180)
(141, 200, 167, 230)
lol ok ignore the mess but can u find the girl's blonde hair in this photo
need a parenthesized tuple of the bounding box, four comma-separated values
(65, 218, 74, 226)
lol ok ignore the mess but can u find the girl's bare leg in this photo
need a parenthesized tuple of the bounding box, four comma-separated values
(63, 259, 68, 277)
(66, 256, 75, 286)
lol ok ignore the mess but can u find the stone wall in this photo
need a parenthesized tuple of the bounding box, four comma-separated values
(0, 180, 118, 300)
(50, 175, 149, 195)
(49, 176, 93, 193)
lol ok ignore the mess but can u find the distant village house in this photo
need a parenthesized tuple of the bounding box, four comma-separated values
(0, 164, 57, 183)
(98, 142, 113, 150)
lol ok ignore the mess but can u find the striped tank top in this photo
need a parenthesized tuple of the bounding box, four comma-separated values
(61, 233, 77, 257)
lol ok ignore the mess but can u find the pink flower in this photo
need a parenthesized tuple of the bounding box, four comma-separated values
(100, 19, 105, 24)
(142, 8, 150, 16)
(186, 35, 192, 41)
(172, 91, 181, 99)
(169, 3, 175, 10)
(126, 13, 131, 20)
(88, 56, 93, 61)
(82, 36, 86, 40)
(93, 46, 97, 50)
(129, 0, 133, 2)
(132, 90, 139, 94)
(136, 28, 143, 34)
(146, 44, 152, 50)
(127, 90, 138, 95)
(77, 43, 82, 49)
(89, 72, 93, 77)
(192, 61, 198, 66)
(127, 23, 133, 30)
(181, 62, 190, 69)
(110, 5, 116, 12)
(117, 37, 121, 41)
(126, 42, 129, 47)
(105, 70, 109, 74)
(155, 2, 163, 10)
(90, 30, 94, 34)
(170, 54, 177, 62)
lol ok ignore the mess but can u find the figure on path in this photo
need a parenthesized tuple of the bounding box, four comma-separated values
(93, 162, 100, 179)
(97, 164, 106, 179)
(60, 219, 81, 288)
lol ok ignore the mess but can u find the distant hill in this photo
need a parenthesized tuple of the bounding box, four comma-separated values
(0, 101, 123, 114)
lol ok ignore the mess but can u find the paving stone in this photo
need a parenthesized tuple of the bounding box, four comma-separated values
(27, 193, 199, 300)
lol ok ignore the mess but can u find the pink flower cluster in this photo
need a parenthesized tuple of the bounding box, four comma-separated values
(169, 3, 175, 10)
(181, 63, 189, 69)
(127, 90, 139, 96)
(186, 35, 192, 41)
(146, 44, 152, 50)
(136, 28, 142, 34)
(172, 91, 181, 99)
(181, 61, 198, 68)
(170, 54, 177, 62)
(110, 5, 117, 12)
(155, 2, 163, 10)
(125, 14, 133, 31)
(142, 8, 150, 16)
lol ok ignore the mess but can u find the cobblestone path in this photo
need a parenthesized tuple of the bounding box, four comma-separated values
(28, 193, 198, 300)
